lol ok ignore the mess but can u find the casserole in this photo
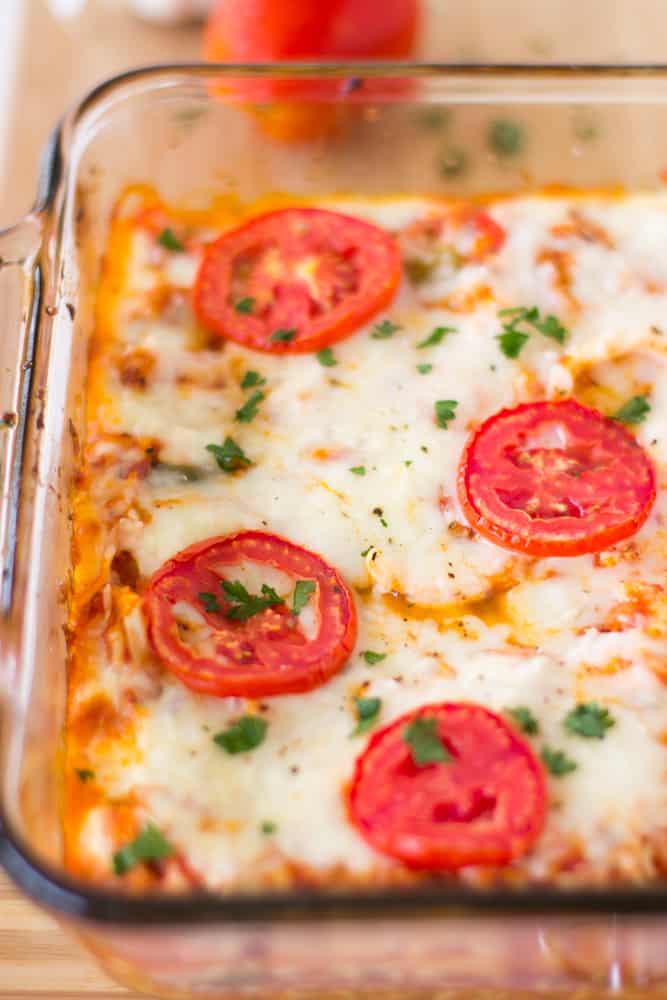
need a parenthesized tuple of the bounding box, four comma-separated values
(4, 62, 667, 997)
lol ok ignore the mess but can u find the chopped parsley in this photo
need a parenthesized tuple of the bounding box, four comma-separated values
(271, 328, 297, 343)
(260, 820, 277, 834)
(362, 650, 386, 665)
(199, 591, 221, 613)
(506, 706, 540, 735)
(372, 319, 401, 339)
(235, 390, 264, 423)
(612, 395, 651, 425)
(372, 507, 388, 527)
(403, 716, 452, 767)
(316, 348, 338, 367)
(417, 325, 455, 349)
(360, 545, 373, 557)
(234, 297, 255, 314)
(113, 824, 173, 876)
(439, 146, 469, 178)
(214, 715, 268, 754)
(496, 305, 568, 358)
(573, 111, 599, 142)
(405, 257, 436, 286)
(564, 702, 616, 740)
(292, 579, 316, 615)
(76, 769, 95, 782)
(497, 327, 530, 358)
(435, 399, 458, 429)
(541, 746, 578, 777)
(350, 465, 366, 476)
(222, 580, 284, 622)
(241, 370, 266, 389)
(352, 696, 382, 736)
(157, 227, 184, 252)
(206, 436, 251, 473)
(489, 118, 523, 157)
(415, 107, 450, 130)
(417, 363, 433, 375)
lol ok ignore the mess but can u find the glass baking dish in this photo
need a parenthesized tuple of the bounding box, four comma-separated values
(4, 63, 667, 998)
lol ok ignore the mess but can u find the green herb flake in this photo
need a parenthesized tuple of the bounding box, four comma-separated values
(222, 580, 284, 622)
(316, 347, 338, 367)
(234, 297, 255, 314)
(350, 465, 366, 476)
(76, 769, 95, 782)
(573, 111, 599, 142)
(506, 706, 540, 735)
(292, 579, 316, 615)
(405, 257, 436, 286)
(206, 437, 251, 474)
(417, 325, 456, 349)
(157, 228, 184, 252)
(235, 390, 265, 423)
(199, 591, 222, 613)
(360, 545, 373, 557)
(489, 118, 524, 157)
(403, 716, 452, 767)
(435, 399, 458, 429)
(439, 146, 469, 179)
(352, 696, 382, 736)
(612, 395, 651, 425)
(564, 702, 616, 740)
(372, 319, 401, 339)
(541, 745, 578, 777)
(497, 327, 530, 358)
(113, 824, 173, 876)
(241, 370, 266, 389)
(214, 715, 268, 754)
(363, 650, 387, 665)
(260, 820, 277, 834)
(417, 363, 433, 375)
(415, 107, 450, 130)
(271, 328, 297, 343)
(533, 312, 568, 344)
(497, 305, 567, 359)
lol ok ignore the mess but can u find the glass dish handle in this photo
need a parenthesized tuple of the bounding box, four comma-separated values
(0, 215, 43, 625)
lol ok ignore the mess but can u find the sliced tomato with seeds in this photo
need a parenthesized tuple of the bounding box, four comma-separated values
(348, 702, 546, 870)
(193, 208, 401, 353)
(144, 530, 357, 697)
(458, 399, 656, 557)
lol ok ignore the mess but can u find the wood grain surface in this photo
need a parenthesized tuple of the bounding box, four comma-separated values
(2, 1, 667, 997)
(0, 871, 134, 997)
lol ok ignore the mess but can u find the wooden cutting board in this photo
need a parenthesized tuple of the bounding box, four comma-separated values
(0, 871, 135, 997)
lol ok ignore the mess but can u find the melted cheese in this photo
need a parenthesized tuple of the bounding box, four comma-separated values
(66, 189, 667, 891)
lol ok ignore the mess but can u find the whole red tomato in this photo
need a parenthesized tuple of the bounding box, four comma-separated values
(203, 0, 419, 140)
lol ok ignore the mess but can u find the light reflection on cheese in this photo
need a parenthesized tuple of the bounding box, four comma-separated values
(67, 191, 667, 890)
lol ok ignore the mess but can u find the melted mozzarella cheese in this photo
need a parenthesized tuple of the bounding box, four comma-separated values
(70, 192, 667, 890)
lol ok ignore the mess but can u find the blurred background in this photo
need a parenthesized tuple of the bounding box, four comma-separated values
(1, 0, 666, 227)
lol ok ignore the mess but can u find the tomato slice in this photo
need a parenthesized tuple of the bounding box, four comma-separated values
(348, 702, 546, 870)
(193, 208, 401, 353)
(144, 531, 357, 697)
(458, 400, 656, 557)
(203, 0, 418, 142)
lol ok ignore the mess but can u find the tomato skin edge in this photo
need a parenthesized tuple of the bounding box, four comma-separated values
(347, 701, 547, 871)
(192, 207, 402, 355)
(457, 401, 657, 558)
(144, 530, 358, 698)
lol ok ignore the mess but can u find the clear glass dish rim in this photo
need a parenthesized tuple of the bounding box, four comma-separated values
(5, 60, 667, 925)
